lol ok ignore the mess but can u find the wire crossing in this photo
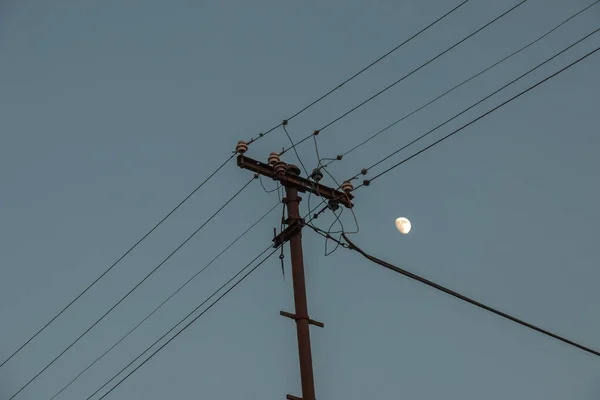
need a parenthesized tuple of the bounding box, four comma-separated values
(9, 176, 257, 400)
(48, 202, 279, 400)
(88, 245, 279, 400)
(343, 234, 600, 357)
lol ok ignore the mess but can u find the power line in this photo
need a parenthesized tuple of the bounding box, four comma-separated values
(342, 233, 600, 358)
(48, 201, 279, 400)
(9, 176, 257, 400)
(329, 0, 600, 163)
(246, 0, 469, 145)
(351, 26, 600, 185)
(281, 0, 529, 154)
(88, 245, 279, 400)
(356, 44, 600, 189)
(0, 153, 235, 370)
(2, 1, 471, 371)
(0, 1, 468, 370)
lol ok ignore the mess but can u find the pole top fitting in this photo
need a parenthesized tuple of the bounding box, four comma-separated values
(236, 140, 248, 154)
(274, 161, 287, 177)
(268, 152, 281, 165)
(341, 180, 353, 193)
(286, 164, 301, 176)
(310, 168, 323, 182)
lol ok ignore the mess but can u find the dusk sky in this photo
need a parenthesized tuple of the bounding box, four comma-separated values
(1, 0, 599, 399)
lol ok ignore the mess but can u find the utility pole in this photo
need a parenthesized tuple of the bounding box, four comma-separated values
(235, 140, 354, 400)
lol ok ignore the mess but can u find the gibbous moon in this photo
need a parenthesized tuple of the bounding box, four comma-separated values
(395, 217, 411, 234)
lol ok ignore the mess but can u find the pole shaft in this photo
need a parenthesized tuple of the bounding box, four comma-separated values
(284, 185, 316, 400)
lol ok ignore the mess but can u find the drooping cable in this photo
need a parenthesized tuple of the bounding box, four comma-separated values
(88, 245, 279, 400)
(355, 44, 600, 190)
(342, 234, 600, 358)
(246, 0, 469, 145)
(48, 201, 279, 400)
(0, 153, 235, 370)
(281, 0, 529, 154)
(9, 176, 257, 400)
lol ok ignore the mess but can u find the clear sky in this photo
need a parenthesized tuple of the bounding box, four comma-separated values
(1, 0, 599, 399)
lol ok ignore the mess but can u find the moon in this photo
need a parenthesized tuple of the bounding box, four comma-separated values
(395, 217, 411, 234)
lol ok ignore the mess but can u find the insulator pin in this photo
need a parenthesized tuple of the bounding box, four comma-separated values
(268, 152, 281, 165)
(286, 164, 301, 176)
(274, 161, 287, 176)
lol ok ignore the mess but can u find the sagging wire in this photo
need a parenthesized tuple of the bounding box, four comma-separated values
(305, 222, 349, 255)
(279, 193, 286, 279)
(259, 175, 279, 193)
(313, 134, 360, 235)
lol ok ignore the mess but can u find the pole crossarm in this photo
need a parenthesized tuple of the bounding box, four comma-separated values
(237, 154, 354, 208)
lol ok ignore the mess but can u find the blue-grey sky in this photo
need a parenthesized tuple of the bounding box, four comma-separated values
(1, 0, 599, 399)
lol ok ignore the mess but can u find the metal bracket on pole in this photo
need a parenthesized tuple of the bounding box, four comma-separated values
(286, 395, 302, 400)
(273, 219, 305, 248)
(280, 311, 324, 328)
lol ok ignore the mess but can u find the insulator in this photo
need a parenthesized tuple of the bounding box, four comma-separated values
(236, 140, 248, 154)
(286, 164, 301, 176)
(341, 180, 353, 193)
(268, 152, 281, 165)
(274, 161, 287, 176)
(310, 168, 323, 182)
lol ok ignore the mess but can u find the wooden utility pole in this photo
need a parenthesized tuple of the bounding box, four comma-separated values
(235, 141, 353, 400)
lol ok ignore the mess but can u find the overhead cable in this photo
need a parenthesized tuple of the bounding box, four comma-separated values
(342, 233, 600, 358)
(88, 245, 279, 400)
(9, 176, 257, 400)
(246, 0, 469, 145)
(0, 153, 235, 370)
(49, 202, 279, 400)
(355, 44, 600, 189)
(325, 0, 600, 164)
(281, 0, 529, 154)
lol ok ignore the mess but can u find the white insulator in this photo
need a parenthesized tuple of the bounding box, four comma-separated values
(236, 140, 248, 154)
(341, 180, 353, 193)
(274, 161, 287, 176)
(268, 152, 281, 165)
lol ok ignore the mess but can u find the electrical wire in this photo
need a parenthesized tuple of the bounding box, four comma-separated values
(349, 26, 600, 187)
(246, 0, 469, 145)
(325, 0, 600, 165)
(259, 175, 279, 193)
(342, 233, 600, 358)
(9, 176, 257, 400)
(0, 153, 236, 370)
(355, 44, 600, 190)
(0, 0, 471, 374)
(48, 201, 279, 400)
(281, 0, 528, 154)
(88, 245, 279, 400)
